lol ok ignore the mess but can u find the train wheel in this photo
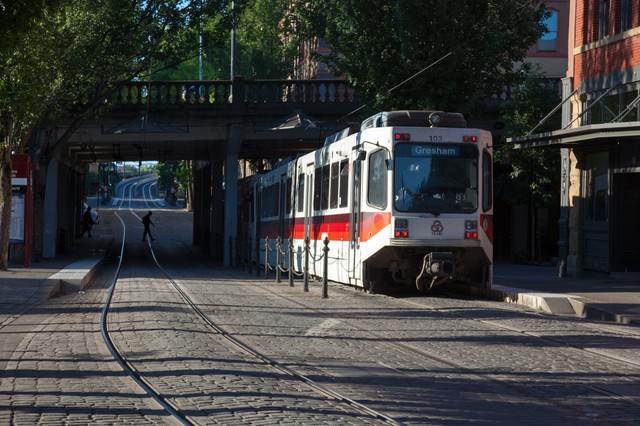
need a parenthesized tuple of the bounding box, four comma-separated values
(480, 264, 491, 290)
(363, 279, 379, 294)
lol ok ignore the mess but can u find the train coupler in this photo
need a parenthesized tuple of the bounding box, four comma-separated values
(416, 252, 454, 291)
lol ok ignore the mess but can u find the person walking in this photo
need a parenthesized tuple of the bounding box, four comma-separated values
(81, 206, 95, 238)
(141, 211, 155, 242)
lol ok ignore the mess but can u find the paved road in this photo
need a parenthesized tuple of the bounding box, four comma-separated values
(2, 208, 640, 424)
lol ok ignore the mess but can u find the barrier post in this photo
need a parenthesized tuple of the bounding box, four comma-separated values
(288, 236, 294, 287)
(247, 237, 252, 274)
(264, 236, 270, 279)
(255, 235, 261, 277)
(276, 236, 282, 283)
(303, 236, 310, 292)
(322, 237, 329, 298)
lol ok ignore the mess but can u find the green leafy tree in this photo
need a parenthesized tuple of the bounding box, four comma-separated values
(496, 71, 562, 261)
(0, 0, 229, 268)
(155, 160, 192, 208)
(154, 0, 298, 81)
(235, 0, 299, 79)
(295, 0, 546, 116)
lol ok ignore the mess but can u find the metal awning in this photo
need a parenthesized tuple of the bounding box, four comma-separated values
(508, 121, 640, 149)
(259, 110, 320, 131)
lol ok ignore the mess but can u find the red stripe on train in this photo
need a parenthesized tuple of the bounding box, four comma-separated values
(258, 211, 391, 243)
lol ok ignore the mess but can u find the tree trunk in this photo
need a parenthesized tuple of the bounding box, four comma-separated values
(0, 144, 12, 270)
(186, 160, 194, 212)
(529, 194, 536, 264)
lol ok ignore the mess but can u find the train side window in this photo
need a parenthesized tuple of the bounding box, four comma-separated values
(297, 173, 304, 213)
(256, 186, 262, 221)
(274, 182, 280, 217)
(285, 177, 292, 214)
(482, 149, 492, 211)
(330, 162, 339, 209)
(367, 149, 387, 209)
(339, 159, 349, 208)
(261, 185, 269, 218)
(321, 165, 330, 210)
(314, 167, 322, 210)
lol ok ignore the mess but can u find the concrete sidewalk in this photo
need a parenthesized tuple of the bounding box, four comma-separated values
(2, 241, 639, 326)
(0, 234, 112, 326)
(490, 263, 640, 325)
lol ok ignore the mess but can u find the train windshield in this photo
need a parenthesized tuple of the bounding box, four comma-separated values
(394, 143, 478, 214)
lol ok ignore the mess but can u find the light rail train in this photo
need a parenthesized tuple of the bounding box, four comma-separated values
(239, 110, 493, 292)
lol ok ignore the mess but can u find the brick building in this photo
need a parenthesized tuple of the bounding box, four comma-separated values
(511, 0, 640, 275)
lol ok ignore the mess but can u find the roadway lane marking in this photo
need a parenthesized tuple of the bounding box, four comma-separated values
(304, 318, 341, 336)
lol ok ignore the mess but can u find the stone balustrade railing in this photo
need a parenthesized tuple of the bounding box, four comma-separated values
(112, 78, 358, 107)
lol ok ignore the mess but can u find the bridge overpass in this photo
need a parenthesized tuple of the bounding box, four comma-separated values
(43, 77, 361, 265)
(61, 77, 360, 163)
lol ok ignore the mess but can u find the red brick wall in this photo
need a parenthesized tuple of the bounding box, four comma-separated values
(573, 0, 640, 89)
(575, 0, 599, 46)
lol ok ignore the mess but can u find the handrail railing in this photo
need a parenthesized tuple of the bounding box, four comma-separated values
(111, 78, 359, 107)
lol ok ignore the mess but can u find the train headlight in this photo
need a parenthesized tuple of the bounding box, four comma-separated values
(464, 220, 478, 239)
(429, 112, 442, 127)
(394, 218, 409, 238)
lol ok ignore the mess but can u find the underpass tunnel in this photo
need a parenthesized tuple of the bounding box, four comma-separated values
(32, 79, 358, 265)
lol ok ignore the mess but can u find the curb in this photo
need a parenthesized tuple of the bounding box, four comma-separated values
(489, 285, 639, 325)
(449, 282, 637, 326)
(49, 236, 112, 295)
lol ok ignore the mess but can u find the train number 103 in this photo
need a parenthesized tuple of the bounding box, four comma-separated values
(428, 135, 443, 141)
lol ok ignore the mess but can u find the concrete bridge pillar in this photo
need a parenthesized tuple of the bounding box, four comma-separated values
(211, 160, 224, 260)
(224, 122, 242, 266)
(192, 160, 211, 254)
(42, 159, 59, 258)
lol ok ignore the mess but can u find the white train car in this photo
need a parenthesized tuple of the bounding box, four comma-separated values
(241, 110, 493, 292)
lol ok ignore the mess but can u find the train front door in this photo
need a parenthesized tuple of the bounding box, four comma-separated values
(348, 157, 362, 284)
(303, 163, 316, 275)
(303, 162, 314, 241)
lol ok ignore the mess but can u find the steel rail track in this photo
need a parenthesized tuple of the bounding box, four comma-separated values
(99, 212, 190, 425)
(208, 276, 640, 423)
(99, 210, 400, 425)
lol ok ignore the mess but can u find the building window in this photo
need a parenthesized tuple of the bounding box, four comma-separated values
(620, 91, 640, 122)
(538, 9, 558, 52)
(584, 152, 609, 223)
(599, 0, 610, 39)
(621, 0, 633, 32)
(586, 90, 640, 124)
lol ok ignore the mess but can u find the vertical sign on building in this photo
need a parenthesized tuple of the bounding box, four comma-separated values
(10, 155, 31, 266)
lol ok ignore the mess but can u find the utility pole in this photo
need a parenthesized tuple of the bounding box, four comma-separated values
(230, 0, 236, 79)
(198, 0, 203, 81)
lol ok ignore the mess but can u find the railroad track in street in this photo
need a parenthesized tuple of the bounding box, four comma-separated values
(191, 276, 640, 425)
(4, 205, 639, 424)
(100, 210, 398, 425)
